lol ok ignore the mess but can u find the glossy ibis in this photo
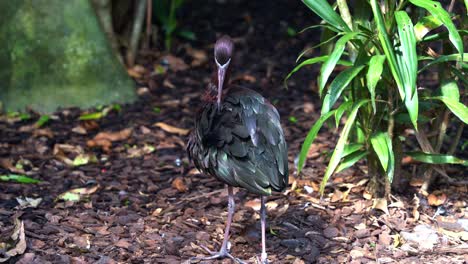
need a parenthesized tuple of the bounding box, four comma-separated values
(187, 35, 288, 263)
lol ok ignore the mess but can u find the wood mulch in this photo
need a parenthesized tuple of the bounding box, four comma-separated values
(1, 0, 466, 263)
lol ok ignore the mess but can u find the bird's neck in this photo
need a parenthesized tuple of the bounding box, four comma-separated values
(202, 72, 230, 103)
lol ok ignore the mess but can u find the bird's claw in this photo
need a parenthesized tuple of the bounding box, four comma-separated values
(189, 245, 247, 264)
(256, 254, 269, 264)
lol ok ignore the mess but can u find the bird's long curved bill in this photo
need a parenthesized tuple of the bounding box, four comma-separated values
(216, 59, 230, 110)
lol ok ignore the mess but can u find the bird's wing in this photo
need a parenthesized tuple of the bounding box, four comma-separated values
(191, 87, 288, 195)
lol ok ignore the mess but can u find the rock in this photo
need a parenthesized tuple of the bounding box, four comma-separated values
(354, 229, 370, 239)
(400, 225, 439, 250)
(323, 227, 339, 238)
(350, 248, 364, 259)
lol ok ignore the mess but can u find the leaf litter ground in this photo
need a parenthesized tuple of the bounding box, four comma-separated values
(0, 0, 467, 263)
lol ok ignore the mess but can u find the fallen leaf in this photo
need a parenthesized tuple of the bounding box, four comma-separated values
(409, 178, 424, 187)
(32, 128, 54, 138)
(0, 158, 24, 174)
(137, 87, 150, 95)
(401, 225, 439, 250)
(127, 144, 156, 158)
(16, 197, 42, 209)
(154, 122, 189, 136)
(372, 198, 389, 215)
(362, 190, 373, 200)
(349, 249, 364, 259)
(0, 218, 27, 262)
(172, 177, 188, 192)
(152, 208, 163, 216)
(161, 55, 189, 72)
(72, 126, 87, 135)
(72, 154, 98, 166)
(93, 128, 132, 142)
(127, 65, 146, 78)
(412, 194, 420, 221)
(81, 120, 99, 131)
(56, 184, 100, 202)
(115, 239, 131, 249)
(244, 199, 261, 211)
(427, 191, 447, 206)
(186, 46, 208, 67)
(163, 79, 176, 89)
(87, 128, 132, 151)
(0, 174, 41, 184)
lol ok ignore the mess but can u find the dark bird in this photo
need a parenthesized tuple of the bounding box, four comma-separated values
(187, 35, 288, 263)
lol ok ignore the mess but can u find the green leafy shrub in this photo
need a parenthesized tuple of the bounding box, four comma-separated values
(288, 0, 467, 197)
(154, 0, 195, 50)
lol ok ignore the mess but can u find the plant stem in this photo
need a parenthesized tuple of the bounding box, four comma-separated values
(126, 0, 147, 66)
(435, 110, 450, 152)
(448, 124, 464, 154)
(144, 0, 152, 50)
(337, 0, 357, 60)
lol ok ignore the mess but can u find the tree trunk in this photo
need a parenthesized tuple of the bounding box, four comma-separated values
(0, 0, 136, 113)
(367, 149, 390, 198)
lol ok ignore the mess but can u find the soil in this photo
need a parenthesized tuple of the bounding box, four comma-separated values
(1, 0, 467, 263)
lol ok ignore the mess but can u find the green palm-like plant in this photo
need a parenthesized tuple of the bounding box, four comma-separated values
(288, 0, 467, 197)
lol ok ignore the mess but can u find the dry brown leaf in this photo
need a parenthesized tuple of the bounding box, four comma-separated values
(81, 120, 99, 131)
(244, 199, 261, 211)
(127, 65, 146, 78)
(412, 194, 420, 221)
(93, 128, 132, 142)
(372, 198, 389, 214)
(0, 218, 27, 262)
(161, 55, 189, 72)
(87, 138, 112, 152)
(172, 177, 188, 192)
(186, 46, 208, 67)
(427, 191, 447, 206)
(72, 125, 87, 135)
(115, 239, 131, 249)
(56, 184, 100, 202)
(0, 158, 24, 174)
(362, 190, 373, 200)
(409, 178, 424, 187)
(33, 128, 54, 138)
(154, 122, 189, 136)
(163, 79, 176, 89)
(87, 128, 132, 152)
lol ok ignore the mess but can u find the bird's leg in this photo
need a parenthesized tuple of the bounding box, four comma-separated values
(190, 186, 246, 264)
(220, 185, 235, 254)
(259, 195, 268, 264)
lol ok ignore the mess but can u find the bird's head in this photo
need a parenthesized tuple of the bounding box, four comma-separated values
(214, 35, 234, 108)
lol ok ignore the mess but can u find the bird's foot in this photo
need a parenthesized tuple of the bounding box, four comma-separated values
(190, 244, 247, 264)
(255, 253, 269, 264)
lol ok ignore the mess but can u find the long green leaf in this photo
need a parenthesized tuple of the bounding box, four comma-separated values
(0, 174, 41, 184)
(441, 79, 460, 101)
(336, 150, 368, 173)
(366, 55, 385, 113)
(431, 96, 468, 124)
(301, 0, 351, 32)
(322, 65, 365, 114)
(414, 15, 443, 41)
(320, 99, 369, 195)
(334, 100, 353, 128)
(406, 152, 468, 165)
(370, 0, 405, 100)
(342, 143, 364, 157)
(319, 32, 359, 96)
(419, 53, 468, 73)
(370, 132, 395, 182)
(285, 56, 352, 84)
(395, 11, 419, 130)
(297, 110, 337, 174)
(409, 0, 464, 58)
